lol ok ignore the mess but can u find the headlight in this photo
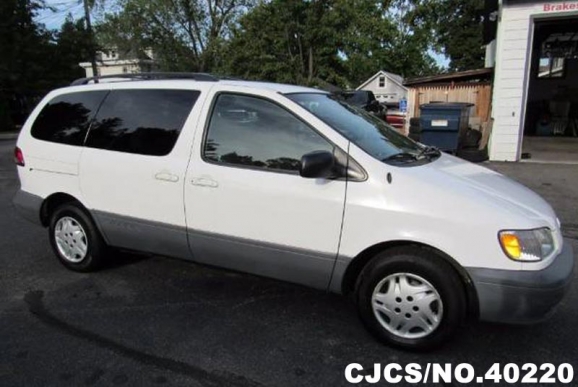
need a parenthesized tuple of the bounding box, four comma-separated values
(498, 228, 555, 262)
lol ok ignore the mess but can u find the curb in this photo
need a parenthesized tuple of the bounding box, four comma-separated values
(0, 133, 19, 141)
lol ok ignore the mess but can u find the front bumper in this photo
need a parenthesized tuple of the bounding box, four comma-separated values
(466, 240, 574, 324)
(12, 189, 43, 226)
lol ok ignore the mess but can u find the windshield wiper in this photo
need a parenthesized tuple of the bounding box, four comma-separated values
(382, 152, 419, 162)
(418, 145, 441, 159)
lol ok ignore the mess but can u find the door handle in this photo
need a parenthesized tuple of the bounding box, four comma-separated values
(191, 177, 218, 188)
(155, 172, 179, 182)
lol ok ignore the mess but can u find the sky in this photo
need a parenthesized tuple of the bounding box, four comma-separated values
(36, 0, 450, 69)
(36, 0, 85, 30)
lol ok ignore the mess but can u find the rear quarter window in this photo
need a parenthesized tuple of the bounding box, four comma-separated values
(31, 91, 108, 146)
(85, 89, 200, 156)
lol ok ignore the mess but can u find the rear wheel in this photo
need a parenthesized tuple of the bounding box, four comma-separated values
(356, 247, 466, 350)
(49, 203, 108, 272)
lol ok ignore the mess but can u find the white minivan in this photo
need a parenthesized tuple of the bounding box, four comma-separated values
(13, 73, 574, 350)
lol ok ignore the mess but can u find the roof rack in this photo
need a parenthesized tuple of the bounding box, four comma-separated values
(70, 72, 220, 86)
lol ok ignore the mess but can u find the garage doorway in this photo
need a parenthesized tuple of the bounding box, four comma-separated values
(522, 17, 578, 163)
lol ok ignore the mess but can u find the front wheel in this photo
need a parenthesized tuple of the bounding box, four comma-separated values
(356, 247, 466, 351)
(49, 203, 108, 272)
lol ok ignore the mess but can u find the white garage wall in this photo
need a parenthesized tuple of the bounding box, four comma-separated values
(490, 0, 578, 161)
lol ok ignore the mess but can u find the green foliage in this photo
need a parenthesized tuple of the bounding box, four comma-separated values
(440, 0, 485, 71)
(0, 0, 95, 131)
(0, 0, 50, 130)
(97, 0, 259, 72)
(50, 16, 95, 86)
(218, 0, 349, 86)
(337, 0, 441, 86)
(0, 0, 487, 132)
(96, 0, 445, 87)
(220, 0, 442, 87)
(413, 0, 485, 71)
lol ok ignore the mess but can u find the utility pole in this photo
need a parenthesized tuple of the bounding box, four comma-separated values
(83, 0, 99, 79)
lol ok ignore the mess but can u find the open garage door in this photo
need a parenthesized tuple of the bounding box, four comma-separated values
(523, 18, 578, 163)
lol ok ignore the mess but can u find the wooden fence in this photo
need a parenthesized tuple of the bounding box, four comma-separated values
(407, 83, 492, 123)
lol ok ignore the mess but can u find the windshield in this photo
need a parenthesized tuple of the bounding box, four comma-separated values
(286, 93, 434, 164)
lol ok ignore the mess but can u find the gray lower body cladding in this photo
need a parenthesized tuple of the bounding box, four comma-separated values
(93, 211, 337, 290)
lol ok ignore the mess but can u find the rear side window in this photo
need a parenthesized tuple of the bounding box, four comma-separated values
(86, 89, 199, 156)
(31, 91, 107, 146)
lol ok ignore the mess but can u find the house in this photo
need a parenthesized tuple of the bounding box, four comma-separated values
(79, 48, 156, 78)
(486, 0, 578, 162)
(356, 70, 408, 105)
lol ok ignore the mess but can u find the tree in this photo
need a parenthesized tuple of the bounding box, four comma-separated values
(89, 0, 484, 89)
(52, 16, 95, 82)
(221, 0, 440, 88)
(0, 0, 52, 130)
(337, 0, 440, 86)
(0, 1, 101, 131)
(413, 0, 485, 71)
(219, 0, 349, 86)
(97, 0, 258, 72)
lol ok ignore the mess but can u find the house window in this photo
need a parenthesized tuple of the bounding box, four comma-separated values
(378, 76, 386, 88)
(538, 57, 565, 79)
(537, 33, 571, 79)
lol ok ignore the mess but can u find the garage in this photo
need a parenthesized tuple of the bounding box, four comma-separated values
(523, 17, 578, 161)
(489, 0, 578, 163)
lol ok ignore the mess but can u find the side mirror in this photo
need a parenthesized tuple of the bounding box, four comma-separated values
(300, 150, 336, 179)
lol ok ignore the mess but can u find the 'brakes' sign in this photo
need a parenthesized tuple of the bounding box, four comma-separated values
(543, 2, 578, 11)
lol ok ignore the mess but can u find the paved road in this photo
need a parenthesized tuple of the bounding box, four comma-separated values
(1, 139, 577, 386)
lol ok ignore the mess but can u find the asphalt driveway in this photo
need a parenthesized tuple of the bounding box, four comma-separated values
(1, 139, 576, 386)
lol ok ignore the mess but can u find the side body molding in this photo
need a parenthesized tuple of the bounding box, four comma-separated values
(92, 211, 192, 260)
(91, 210, 337, 290)
(186, 229, 337, 290)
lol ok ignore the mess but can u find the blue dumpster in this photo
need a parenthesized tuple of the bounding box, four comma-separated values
(419, 103, 473, 152)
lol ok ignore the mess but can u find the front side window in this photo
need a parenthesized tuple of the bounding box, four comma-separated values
(86, 89, 199, 156)
(287, 93, 433, 164)
(203, 94, 334, 172)
(31, 91, 107, 146)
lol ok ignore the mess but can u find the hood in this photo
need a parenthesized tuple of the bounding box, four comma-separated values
(418, 154, 558, 229)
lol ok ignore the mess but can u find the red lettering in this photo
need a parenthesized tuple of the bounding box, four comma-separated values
(544, 2, 578, 12)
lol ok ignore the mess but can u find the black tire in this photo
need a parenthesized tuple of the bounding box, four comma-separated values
(456, 147, 488, 163)
(356, 247, 466, 351)
(461, 129, 482, 148)
(409, 117, 421, 127)
(48, 203, 108, 272)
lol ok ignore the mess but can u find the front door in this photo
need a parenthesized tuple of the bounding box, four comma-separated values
(184, 89, 347, 289)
